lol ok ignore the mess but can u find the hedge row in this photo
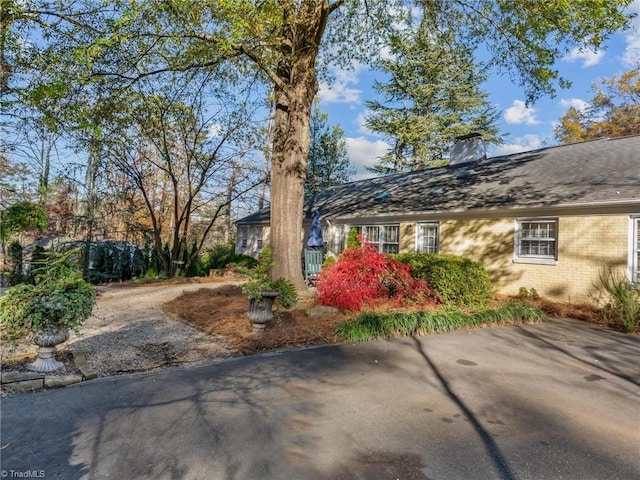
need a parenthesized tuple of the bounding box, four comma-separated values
(393, 253, 493, 308)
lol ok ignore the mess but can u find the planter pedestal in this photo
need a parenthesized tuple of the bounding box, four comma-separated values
(246, 292, 279, 333)
(27, 330, 70, 373)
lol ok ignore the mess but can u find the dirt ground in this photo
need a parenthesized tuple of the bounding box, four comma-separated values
(163, 284, 351, 354)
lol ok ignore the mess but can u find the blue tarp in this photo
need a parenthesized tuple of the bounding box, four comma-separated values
(306, 210, 323, 248)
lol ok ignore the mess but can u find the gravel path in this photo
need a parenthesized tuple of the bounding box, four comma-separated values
(64, 281, 242, 377)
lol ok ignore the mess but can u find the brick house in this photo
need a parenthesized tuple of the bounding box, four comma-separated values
(237, 135, 640, 303)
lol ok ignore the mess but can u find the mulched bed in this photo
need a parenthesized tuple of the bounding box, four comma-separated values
(163, 284, 350, 354)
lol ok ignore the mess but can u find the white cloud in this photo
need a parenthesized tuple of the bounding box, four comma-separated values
(504, 100, 540, 125)
(318, 81, 362, 104)
(563, 47, 605, 67)
(346, 136, 389, 180)
(493, 135, 543, 156)
(318, 63, 366, 105)
(622, 0, 640, 66)
(559, 98, 588, 112)
(207, 123, 222, 139)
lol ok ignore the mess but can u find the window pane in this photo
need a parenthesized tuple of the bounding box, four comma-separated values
(383, 226, 399, 243)
(522, 222, 555, 239)
(382, 243, 399, 254)
(364, 226, 379, 243)
(418, 223, 438, 253)
(240, 227, 248, 249)
(352, 225, 400, 253)
(518, 219, 556, 259)
(521, 240, 554, 256)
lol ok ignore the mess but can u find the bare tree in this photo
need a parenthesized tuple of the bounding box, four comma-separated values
(100, 77, 265, 276)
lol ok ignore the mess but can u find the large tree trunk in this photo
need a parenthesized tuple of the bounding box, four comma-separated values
(270, 86, 314, 290)
(268, 2, 330, 291)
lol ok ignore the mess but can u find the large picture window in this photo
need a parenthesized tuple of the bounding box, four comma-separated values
(356, 225, 400, 254)
(416, 223, 439, 253)
(515, 219, 557, 263)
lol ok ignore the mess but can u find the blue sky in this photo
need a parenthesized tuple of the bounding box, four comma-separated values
(317, 1, 640, 180)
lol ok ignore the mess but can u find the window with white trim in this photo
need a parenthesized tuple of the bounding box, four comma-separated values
(332, 226, 347, 254)
(238, 226, 248, 251)
(416, 222, 439, 253)
(357, 225, 400, 254)
(515, 219, 557, 262)
(255, 226, 263, 251)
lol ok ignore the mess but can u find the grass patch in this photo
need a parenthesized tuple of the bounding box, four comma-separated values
(334, 302, 546, 343)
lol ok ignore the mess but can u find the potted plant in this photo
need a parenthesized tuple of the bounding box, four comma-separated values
(242, 247, 297, 333)
(0, 251, 96, 372)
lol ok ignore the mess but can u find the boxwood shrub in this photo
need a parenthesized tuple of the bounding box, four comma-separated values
(392, 253, 492, 308)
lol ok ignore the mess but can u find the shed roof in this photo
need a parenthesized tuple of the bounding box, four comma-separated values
(237, 135, 640, 224)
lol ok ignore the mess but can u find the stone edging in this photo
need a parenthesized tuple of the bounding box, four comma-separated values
(1, 351, 98, 394)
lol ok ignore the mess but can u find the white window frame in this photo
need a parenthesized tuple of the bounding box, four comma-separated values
(255, 226, 263, 251)
(356, 225, 400, 254)
(630, 216, 639, 283)
(238, 226, 248, 251)
(333, 225, 348, 255)
(416, 222, 439, 254)
(514, 218, 558, 265)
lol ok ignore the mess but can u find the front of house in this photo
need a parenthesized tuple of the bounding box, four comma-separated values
(237, 135, 640, 303)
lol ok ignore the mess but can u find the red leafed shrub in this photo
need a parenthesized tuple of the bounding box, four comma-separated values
(316, 244, 441, 311)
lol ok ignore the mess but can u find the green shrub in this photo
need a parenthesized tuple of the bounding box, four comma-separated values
(0, 251, 95, 345)
(346, 227, 361, 249)
(203, 243, 257, 270)
(29, 244, 48, 282)
(6, 240, 25, 286)
(241, 247, 298, 308)
(517, 287, 540, 300)
(272, 277, 298, 309)
(597, 268, 640, 333)
(335, 302, 546, 343)
(322, 255, 336, 267)
(392, 253, 492, 308)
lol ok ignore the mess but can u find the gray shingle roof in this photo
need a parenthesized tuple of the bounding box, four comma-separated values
(237, 135, 640, 224)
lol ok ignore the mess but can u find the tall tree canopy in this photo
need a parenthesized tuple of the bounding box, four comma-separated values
(366, 24, 502, 173)
(305, 105, 354, 196)
(554, 64, 640, 144)
(3, 0, 634, 289)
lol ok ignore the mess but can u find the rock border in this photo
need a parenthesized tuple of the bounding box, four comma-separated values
(1, 351, 97, 394)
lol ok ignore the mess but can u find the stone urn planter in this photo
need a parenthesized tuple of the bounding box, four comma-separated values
(246, 291, 279, 333)
(27, 329, 70, 372)
(241, 247, 297, 334)
(0, 251, 96, 374)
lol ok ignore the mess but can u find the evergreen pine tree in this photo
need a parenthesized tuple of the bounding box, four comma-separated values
(366, 23, 503, 173)
(305, 105, 355, 196)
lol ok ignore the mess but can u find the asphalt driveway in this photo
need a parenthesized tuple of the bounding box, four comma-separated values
(1, 318, 638, 480)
